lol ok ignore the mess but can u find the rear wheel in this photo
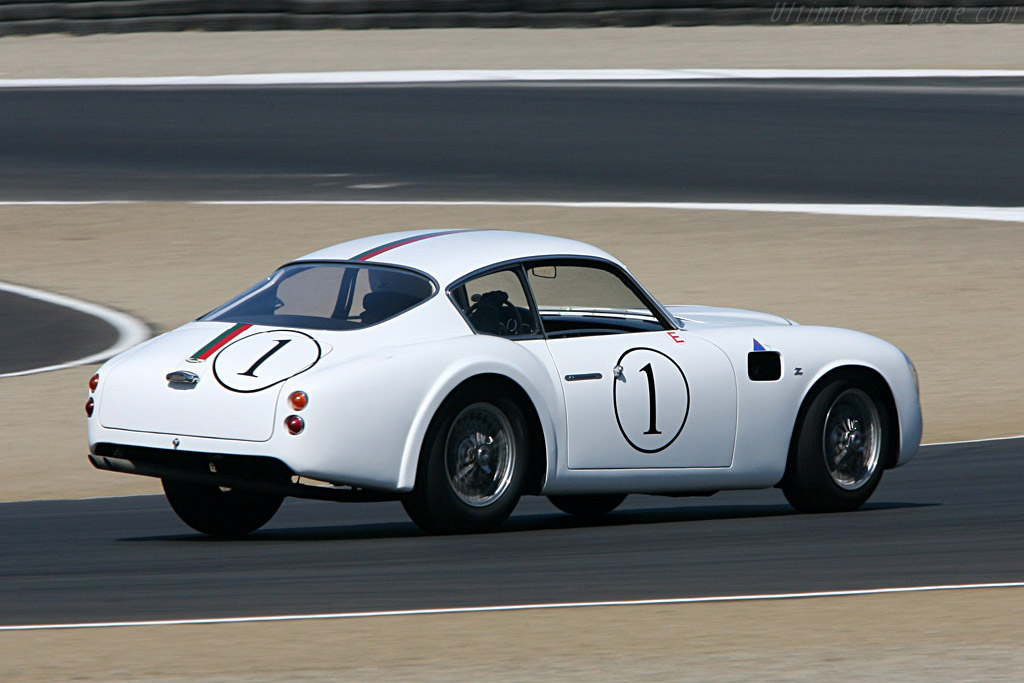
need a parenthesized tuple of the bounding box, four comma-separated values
(548, 494, 626, 518)
(162, 479, 283, 537)
(782, 376, 890, 513)
(402, 388, 528, 533)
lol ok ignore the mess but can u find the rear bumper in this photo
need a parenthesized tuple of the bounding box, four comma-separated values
(89, 443, 400, 503)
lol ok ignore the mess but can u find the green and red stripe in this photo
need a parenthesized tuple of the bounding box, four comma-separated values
(353, 230, 462, 261)
(190, 323, 252, 361)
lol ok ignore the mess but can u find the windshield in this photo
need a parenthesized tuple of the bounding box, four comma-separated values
(524, 261, 668, 337)
(201, 263, 435, 331)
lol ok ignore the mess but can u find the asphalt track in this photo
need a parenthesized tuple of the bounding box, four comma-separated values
(0, 290, 119, 376)
(0, 79, 1022, 205)
(1, 438, 1022, 627)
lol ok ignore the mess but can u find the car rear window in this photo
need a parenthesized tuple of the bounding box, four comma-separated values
(200, 263, 435, 331)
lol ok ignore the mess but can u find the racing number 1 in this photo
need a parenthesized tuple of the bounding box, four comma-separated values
(639, 362, 662, 435)
(238, 339, 291, 377)
(613, 347, 688, 454)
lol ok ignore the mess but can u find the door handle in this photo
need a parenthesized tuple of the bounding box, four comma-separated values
(565, 373, 603, 382)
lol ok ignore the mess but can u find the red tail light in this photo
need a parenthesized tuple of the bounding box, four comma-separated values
(85, 398, 95, 417)
(284, 415, 305, 435)
(89, 374, 99, 392)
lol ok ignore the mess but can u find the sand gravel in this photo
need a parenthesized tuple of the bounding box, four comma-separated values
(3, 588, 1023, 681)
(0, 25, 1022, 79)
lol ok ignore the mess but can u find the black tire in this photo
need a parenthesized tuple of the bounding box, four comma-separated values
(548, 494, 626, 518)
(782, 376, 892, 513)
(402, 387, 528, 534)
(162, 478, 283, 537)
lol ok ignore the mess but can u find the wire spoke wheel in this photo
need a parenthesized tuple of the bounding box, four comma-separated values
(823, 388, 882, 490)
(444, 402, 516, 507)
(782, 376, 891, 514)
(403, 387, 529, 534)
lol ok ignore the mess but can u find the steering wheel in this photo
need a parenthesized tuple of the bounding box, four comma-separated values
(498, 299, 526, 334)
(469, 290, 525, 336)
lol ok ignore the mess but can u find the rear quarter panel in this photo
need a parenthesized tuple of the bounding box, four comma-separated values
(283, 334, 563, 491)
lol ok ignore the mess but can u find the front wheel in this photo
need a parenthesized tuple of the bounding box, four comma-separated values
(782, 377, 891, 513)
(162, 479, 283, 537)
(402, 389, 528, 534)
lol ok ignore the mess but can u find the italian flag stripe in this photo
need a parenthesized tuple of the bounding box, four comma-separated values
(191, 323, 252, 361)
(353, 230, 462, 261)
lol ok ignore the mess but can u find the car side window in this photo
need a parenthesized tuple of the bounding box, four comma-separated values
(525, 262, 668, 338)
(451, 268, 539, 338)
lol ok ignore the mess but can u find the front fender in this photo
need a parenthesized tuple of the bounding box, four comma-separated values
(692, 324, 922, 483)
(798, 345, 922, 468)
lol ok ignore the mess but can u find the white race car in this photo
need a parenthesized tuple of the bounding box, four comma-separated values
(87, 230, 922, 536)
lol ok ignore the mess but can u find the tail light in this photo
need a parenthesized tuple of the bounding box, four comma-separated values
(284, 415, 305, 435)
(289, 391, 308, 411)
(86, 374, 99, 417)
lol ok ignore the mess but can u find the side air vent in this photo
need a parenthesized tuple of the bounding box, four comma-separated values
(748, 351, 782, 382)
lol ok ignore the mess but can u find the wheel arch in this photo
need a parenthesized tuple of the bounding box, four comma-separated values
(783, 364, 901, 488)
(398, 370, 553, 494)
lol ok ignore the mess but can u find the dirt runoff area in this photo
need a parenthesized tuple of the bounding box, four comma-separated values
(3, 588, 1024, 681)
(0, 24, 1022, 77)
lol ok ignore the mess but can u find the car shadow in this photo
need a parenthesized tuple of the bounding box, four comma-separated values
(503, 500, 932, 533)
(120, 500, 933, 543)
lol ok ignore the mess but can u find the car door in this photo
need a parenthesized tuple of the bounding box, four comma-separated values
(526, 260, 738, 470)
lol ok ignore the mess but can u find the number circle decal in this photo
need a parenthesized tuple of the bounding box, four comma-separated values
(213, 330, 321, 393)
(613, 347, 689, 454)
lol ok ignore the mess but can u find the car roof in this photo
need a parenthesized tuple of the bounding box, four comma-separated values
(291, 229, 625, 286)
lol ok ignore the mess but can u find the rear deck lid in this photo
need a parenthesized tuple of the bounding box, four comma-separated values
(98, 323, 322, 442)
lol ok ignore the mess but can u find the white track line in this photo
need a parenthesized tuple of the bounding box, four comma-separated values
(200, 200, 1024, 223)
(1, 200, 1022, 223)
(924, 434, 1024, 446)
(3, 582, 1023, 631)
(0, 200, 138, 206)
(0, 281, 150, 378)
(1, 69, 1024, 89)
